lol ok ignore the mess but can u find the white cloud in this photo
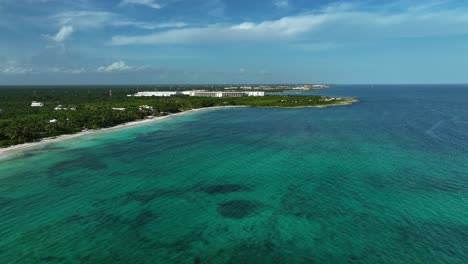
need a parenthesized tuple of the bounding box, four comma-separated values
(52, 11, 185, 30)
(119, 0, 162, 9)
(273, 0, 288, 9)
(0, 65, 86, 75)
(111, 2, 468, 45)
(0, 66, 33, 74)
(46, 67, 86, 74)
(320, 2, 356, 13)
(115, 21, 187, 30)
(97, 61, 153, 73)
(231, 22, 255, 30)
(68, 68, 86, 74)
(112, 14, 328, 45)
(1, 60, 156, 75)
(55, 11, 114, 29)
(47, 25, 74, 42)
(97, 61, 131, 72)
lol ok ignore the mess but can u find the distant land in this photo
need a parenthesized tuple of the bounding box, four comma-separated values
(0, 84, 355, 150)
(0, 84, 331, 91)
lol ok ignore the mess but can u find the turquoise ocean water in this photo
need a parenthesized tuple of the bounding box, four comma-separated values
(0, 85, 467, 263)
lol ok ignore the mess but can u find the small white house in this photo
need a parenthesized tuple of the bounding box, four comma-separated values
(31, 101, 44, 107)
(139, 105, 153, 111)
(54, 105, 64, 111)
(54, 105, 76, 111)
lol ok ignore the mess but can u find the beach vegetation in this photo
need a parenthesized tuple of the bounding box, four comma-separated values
(0, 86, 354, 147)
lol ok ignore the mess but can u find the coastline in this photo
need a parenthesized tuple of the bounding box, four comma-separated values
(0, 106, 245, 158)
(0, 100, 357, 158)
(253, 98, 359, 109)
(315, 98, 359, 108)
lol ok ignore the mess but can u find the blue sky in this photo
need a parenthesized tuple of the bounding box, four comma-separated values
(1, 0, 468, 84)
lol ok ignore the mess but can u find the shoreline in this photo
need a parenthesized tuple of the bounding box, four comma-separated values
(0, 106, 245, 158)
(0, 100, 357, 158)
(252, 98, 359, 109)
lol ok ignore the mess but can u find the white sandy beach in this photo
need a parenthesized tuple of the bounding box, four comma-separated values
(0, 106, 246, 158)
(0, 100, 357, 158)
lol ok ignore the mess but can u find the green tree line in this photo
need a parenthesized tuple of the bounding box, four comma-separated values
(0, 86, 350, 147)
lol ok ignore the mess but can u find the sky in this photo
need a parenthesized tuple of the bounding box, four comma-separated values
(1, 0, 468, 84)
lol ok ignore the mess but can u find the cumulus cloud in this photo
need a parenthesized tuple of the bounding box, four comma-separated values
(47, 25, 74, 42)
(119, 0, 162, 9)
(111, 1, 468, 45)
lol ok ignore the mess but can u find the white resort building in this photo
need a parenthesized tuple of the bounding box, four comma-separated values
(188, 91, 265, 97)
(131, 91, 179, 97)
(31, 101, 44, 107)
(188, 91, 245, 97)
(129, 91, 265, 98)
